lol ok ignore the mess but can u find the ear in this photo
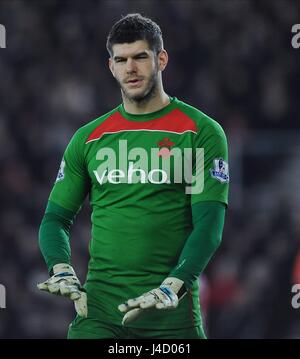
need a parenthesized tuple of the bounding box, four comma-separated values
(109, 58, 115, 77)
(157, 50, 168, 72)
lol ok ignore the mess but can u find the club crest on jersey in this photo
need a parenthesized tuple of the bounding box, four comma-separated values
(210, 158, 229, 183)
(157, 137, 175, 158)
(56, 159, 65, 182)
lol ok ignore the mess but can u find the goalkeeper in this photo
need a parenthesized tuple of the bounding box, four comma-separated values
(38, 13, 229, 339)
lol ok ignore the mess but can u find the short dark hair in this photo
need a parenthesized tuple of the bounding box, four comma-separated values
(106, 13, 163, 56)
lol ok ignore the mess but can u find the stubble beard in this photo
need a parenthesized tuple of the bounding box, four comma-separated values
(117, 67, 159, 106)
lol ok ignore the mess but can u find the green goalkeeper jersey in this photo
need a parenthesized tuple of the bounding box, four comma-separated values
(48, 97, 229, 329)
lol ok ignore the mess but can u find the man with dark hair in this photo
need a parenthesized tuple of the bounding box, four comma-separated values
(106, 13, 164, 56)
(38, 13, 229, 339)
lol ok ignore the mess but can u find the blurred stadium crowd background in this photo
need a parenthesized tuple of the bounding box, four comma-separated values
(0, 0, 300, 338)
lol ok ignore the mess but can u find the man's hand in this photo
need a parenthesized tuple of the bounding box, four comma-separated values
(37, 263, 88, 318)
(118, 277, 186, 325)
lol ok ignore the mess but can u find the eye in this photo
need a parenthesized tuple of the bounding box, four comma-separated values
(136, 54, 148, 60)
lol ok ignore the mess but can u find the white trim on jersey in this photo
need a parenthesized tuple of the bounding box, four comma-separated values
(85, 129, 197, 144)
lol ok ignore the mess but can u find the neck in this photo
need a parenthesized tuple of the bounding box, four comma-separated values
(122, 85, 170, 115)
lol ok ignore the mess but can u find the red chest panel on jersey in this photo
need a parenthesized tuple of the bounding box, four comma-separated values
(86, 109, 197, 144)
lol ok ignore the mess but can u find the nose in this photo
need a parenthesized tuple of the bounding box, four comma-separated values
(126, 58, 137, 73)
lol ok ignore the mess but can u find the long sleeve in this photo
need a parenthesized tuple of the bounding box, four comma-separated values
(39, 201, 76, 272)
(169, 201, 226, 289)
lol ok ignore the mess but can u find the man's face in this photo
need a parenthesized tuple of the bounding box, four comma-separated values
(109, 40, 167, 102)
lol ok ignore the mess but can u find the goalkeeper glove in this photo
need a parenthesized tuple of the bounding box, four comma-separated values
(118, 277, 186, 325)
(37, 263, 88, 318)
